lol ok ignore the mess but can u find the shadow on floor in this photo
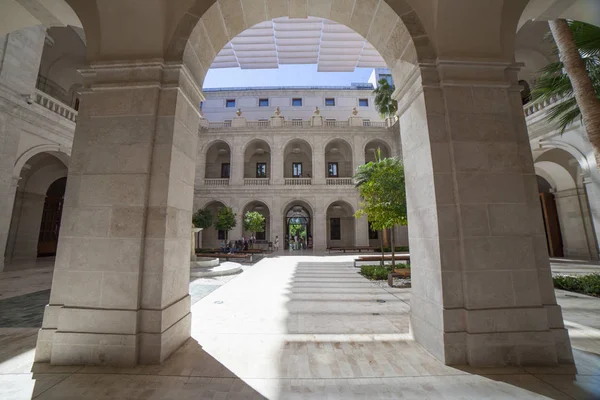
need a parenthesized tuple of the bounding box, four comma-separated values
(29, 339, 267, 399)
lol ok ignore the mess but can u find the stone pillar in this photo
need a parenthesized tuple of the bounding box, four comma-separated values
(313, 137, 325, 185)
(271, 137, 284, 185)
(401, 61, 572, 366)
(0, 26, 46, 271)
(270, 115, 284, 127)
(348, 116, 363, 127)
(355, 216, 369, 247)
(230, 139, 244, 186)
(8, 191, 46, 262)
(311, 115, 323, 127)
(313, 208, 327, 251)
(231, 116, 246, 128)
(35, 60, 203, 366)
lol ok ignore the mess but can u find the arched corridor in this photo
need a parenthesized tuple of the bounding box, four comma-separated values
(242, 201, 270, 243)
(284, 201, 313, 250)
(326, 200, 356, 248)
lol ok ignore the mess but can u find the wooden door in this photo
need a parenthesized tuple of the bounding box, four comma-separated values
(539, 192, 564, 257)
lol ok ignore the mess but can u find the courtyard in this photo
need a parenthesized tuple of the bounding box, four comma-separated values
(1, 255, 599, 399)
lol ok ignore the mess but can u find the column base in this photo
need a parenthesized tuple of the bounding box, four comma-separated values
(410, 302, 574, 366)
(35, 296, 192, 366)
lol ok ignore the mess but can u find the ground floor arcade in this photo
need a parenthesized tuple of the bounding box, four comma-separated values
(0, 256, 598, 399)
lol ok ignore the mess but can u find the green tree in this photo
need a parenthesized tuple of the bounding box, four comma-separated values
(244, 211, 265, 246)
(373, 78, 398, 119)
(192, 208, 213, 229)
(215, 206, 237, 241)
(354, 157, 407, 267)
(532, 20, 600, 149)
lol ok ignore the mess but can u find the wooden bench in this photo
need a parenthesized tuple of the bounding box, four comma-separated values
(327, 246, 378, 253)
(353, 253, 410, 268)
(196, 253, 254, 262)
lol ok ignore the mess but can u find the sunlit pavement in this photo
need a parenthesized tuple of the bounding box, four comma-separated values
(1, 255, 599, 399)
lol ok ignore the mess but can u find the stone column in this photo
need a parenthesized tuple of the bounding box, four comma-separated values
(583, 178, 600, 259)
(230, 138, 244, 186)
(400, 61, 572, 366)
(0, 26, 46, 271)
(313, 208, 327, 251)
(355, 216, 369, 247)
(8, 191, 46, 262)
(271, 136, 284, 185)
(35, 60, 203, 366)
(312, 135, 326, 185)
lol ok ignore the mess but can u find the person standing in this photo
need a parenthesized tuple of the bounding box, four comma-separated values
(274, 236, 279, 251)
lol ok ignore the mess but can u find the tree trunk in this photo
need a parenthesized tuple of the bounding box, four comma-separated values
(379, 231, 384, 258)
(549, 19, 600, 159)
(390, 226, 396, 268)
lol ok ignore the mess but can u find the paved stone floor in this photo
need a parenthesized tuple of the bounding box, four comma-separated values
(0, 255, 599, 399)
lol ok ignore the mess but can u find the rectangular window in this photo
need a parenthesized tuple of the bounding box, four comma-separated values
(218, 230, 226, 240)
(256, 231, 266, 241)
(359, 98, 369, 107)
(226, 99, 236, 108)
(325, 98, 335, 106)
(221, 163, 230, 179)
(259, 98, 269, 107)
(368, 222, 378, 240)
(328, 162, 339, 177)
(330, 218, 341, 240)
(256, 162, 267, 178)
(292, 163, 302, 178)
(292, 98, 302, 107)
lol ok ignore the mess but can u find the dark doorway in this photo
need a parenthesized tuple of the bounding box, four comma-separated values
(285, 205, 312, 250)
(38, 177, 66, 257)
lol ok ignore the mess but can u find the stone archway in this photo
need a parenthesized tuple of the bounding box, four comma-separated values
(242, 200, 271, 244)
(33, 0, 574, 368)
(326, 200, 356, 248)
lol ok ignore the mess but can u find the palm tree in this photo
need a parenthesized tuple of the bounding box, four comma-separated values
(373, 78, 398, 119)
(533, 20, 600, 154)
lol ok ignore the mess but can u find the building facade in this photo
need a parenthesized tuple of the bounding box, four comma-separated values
(196, 86, 402, 250)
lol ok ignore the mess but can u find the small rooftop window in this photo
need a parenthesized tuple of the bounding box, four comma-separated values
(226, 99, 236, 108)
(292, 98, 302, 107)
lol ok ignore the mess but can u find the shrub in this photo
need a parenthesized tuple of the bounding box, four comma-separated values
(553, 273, 600, 297)
(360, 265, 392, 280)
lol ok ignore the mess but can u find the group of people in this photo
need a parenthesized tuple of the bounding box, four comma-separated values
(285, 234, 312, 251)
(219, 235, 256, 254)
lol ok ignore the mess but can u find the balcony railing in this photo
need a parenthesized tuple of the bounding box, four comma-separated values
(244, 178, 270, 186)
(284, 120, 311, 128)
(204, 178, 230, 186)
(34, 90, 77, 123)
(247, 120, 270, 128)
(326, 177, 354, 186)
(203, 117, 391, 131)
(364, 121, 387, 128)
(523, 95, 562, 118)
(284, 178, 312, 186)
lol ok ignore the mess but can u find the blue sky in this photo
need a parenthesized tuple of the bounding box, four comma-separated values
(203, 65, 374, 88)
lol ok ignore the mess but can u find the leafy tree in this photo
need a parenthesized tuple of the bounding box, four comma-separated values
(373, 78, 398, 119)
(215, 206, 237, 241)
(192, 208, 213, 229)
(532, 20, 600, 153)
(354, 157, 407, 267)
(244, 211, 266, 243)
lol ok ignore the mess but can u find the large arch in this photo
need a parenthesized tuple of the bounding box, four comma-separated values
(283, 200, 314, 251)
(283, 138, 313, 179)
(243, 139, 271, 180)
(364, 139, 393, 163)
(325, 200, 356, 248)
(242, 200, 271, 244)
(204, 140, 232, 180)
(27, 0, 575, 369)
(197, 200, 228, 249)
(5, 152, 68, 266)
(324, 138, 353, 178)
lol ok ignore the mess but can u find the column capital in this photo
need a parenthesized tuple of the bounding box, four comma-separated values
(80, 60, 205, 108)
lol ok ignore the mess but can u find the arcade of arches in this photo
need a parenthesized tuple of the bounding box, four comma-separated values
(4, 0, 600, 377)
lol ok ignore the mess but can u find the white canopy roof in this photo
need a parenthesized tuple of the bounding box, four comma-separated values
(211, 17, 387, 72)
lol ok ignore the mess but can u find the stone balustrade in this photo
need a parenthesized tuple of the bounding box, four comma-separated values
(202, 117, 391, 130)
(244, 178, 270, 186)
(326, 177, 354, 186)
(204, 178, 230, 186)
(523, 95, 562, 117)
(34, 89, 77, 123)
(284, 178, 312, 186)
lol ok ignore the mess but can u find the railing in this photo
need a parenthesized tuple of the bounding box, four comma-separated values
(244, 178, 270, 185)
(326, 177, 354, 186)
(208, 121, 232, 129)
(523, 95, 562, 117)
(365, 121, 387, 128)
(34, 90, 77, 123)
(324, 120, 350, 128)
(284, 178, 312, 186)
(247, 120, 270, 128)
(284, 120, 311, 128)
(204, 178, 230, 186)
